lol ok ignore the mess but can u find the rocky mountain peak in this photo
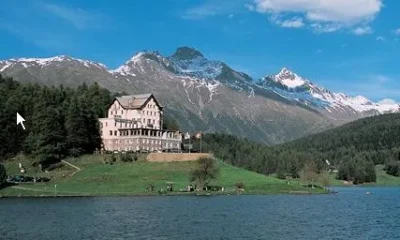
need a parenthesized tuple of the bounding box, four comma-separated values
(172, 47, 204, 60)
(273, 67, 308, 88)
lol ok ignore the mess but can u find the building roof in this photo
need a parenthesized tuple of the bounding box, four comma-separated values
(115, 94, 163, 110)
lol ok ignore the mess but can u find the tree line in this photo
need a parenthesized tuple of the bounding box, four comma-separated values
(190, 112, 400, 184)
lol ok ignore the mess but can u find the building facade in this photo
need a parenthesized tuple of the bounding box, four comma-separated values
(99, 94, 182, 152)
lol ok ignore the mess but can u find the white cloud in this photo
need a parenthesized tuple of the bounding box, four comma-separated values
(394, 28, 400, 35)
(376, 36, 385, 41)
(378, 99, 398, 105)
(373, 75, 390, 83)
(229, 14, 234, 18)
(311, 23, 341, 33)
(43, 3, 104, 30)
(278, 18, 304, 28)
(251, 0, 382, 33)
(182, 0, 243, 20)
(352, 26, 372, 35)
(245, 4, 255, 11)
(316, 49, 322, 53)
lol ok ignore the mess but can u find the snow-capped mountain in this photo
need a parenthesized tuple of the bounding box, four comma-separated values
(0, 46, 398, 144)
(257, 68, 399, 115)
(0, 55, 106, 70)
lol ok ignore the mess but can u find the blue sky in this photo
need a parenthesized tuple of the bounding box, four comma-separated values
(0, 0, 399, 102)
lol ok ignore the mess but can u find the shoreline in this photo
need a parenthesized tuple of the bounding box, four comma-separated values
(0, 189, 334, 198)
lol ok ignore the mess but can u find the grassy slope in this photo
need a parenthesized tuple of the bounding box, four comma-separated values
(0, 155, 324, 197)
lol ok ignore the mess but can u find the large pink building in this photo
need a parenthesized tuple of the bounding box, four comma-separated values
(99, 94, 182, 152)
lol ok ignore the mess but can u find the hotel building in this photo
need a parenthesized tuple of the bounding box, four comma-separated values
(99, 94, 182, 152)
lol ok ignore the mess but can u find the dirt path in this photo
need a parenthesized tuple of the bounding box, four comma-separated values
(61, 160, 81, 176)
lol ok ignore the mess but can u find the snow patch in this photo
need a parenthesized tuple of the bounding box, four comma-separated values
(110, 65, 137, 76)
(0, 61, 13, 72)
(273, 67, 306, 88)
(3, 56, 107, 69)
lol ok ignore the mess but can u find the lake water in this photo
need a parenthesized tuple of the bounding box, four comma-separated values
(1, 187, 400, 240)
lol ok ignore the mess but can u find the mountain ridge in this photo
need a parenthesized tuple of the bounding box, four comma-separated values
(0, 46, 398, 144)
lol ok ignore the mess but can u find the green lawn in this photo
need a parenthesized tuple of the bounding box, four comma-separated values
(0, 155, 325, 197)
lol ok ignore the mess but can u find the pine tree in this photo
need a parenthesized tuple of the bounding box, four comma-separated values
(65, 95, 89, 157)
(26, 102, 66, 163)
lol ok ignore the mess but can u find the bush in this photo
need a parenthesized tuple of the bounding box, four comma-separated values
(119, 153, 133, 162)
(235, 181, 245, 189)
(384, 161, 400, 177)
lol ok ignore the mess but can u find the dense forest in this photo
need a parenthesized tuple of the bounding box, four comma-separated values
(191, 113, 400, 183)
(0, 75, 113, 163)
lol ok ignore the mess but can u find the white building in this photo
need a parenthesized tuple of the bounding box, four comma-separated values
(99, 94, 182, 152)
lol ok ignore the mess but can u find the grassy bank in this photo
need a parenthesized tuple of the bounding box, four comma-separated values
(0, 155, 326, 197)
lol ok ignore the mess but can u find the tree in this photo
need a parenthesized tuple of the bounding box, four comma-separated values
(26, 105, 66, 163)
(189, 157, 220, 190)
(65, 95, 89, 156)
(276, 160, 286, 179)
(320, 172, 331, 190)
(0, 164, 7, 188)
(163, 115, 180, 131)
(299, 161, 319, 188)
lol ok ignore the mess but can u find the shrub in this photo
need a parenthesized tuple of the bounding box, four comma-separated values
(384, 161, 400, 177)
(119, 153, 133, 162)
(235, 181, 245, 189)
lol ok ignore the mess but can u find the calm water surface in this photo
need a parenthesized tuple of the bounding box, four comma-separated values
(1, 187, 400, 240)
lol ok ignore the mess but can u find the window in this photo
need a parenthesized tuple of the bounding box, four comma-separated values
(143, 118, 146, 123)
(110, 131, 112, 136)
(106, 122, 108, 127)
(148, 119, 151, 124)
(121, 110, 124, 114)
(153, 119, 155, 124)
(114, 131, 117, 136)
(125, 123, 127, 128)
(147, 111, 148, 115)
(115, 122, 117, 127)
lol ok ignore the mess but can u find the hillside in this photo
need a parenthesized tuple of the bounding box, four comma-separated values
(1, 46, 398, 144)
(280, 113, 400, 158)
(0, 155, 324, 197)
(191, 113, 400, 184)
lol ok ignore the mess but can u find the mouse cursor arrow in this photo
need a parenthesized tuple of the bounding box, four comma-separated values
(17, 112, 26, 130)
